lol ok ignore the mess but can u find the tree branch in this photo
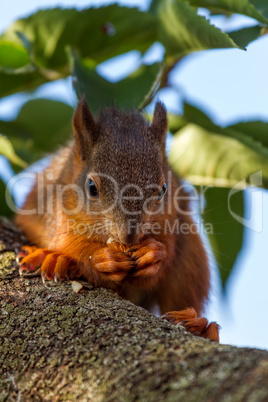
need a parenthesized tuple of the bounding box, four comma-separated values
(0, 217, 267, 401)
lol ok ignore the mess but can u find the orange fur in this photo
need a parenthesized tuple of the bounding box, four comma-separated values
(15, 100, 219, 342)
(163, 308, 219, 342)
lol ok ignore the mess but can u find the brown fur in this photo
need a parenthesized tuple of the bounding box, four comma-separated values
(16, 99, 211, 321)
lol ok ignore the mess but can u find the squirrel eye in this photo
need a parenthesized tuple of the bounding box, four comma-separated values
(87, 179, 99, 198)
(157, 182, 167, 200)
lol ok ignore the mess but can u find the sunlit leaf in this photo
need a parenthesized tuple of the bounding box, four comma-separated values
(0, 40, 46, 98)
(190, 0, 268, 25)
(170, 102, 268, 160)
(0, 135, 27, 168)
(1, 7, 156, 70)
(203, 187, 244, 289)
(169, 124, 268, 188)
(150, 0, 240, 62)
(0, 41, 30, 70)
(0, 6, 157, 98)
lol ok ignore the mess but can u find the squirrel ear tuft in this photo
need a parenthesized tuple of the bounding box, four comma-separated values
(72, 98, 98, 160)
(151, 101, 168, 141)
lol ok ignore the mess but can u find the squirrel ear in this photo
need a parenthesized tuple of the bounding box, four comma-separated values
(151, 101, 168, 142)
(72, 98, 98, 160)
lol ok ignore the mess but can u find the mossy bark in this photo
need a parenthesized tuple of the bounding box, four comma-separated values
(0, 218, 267, 402)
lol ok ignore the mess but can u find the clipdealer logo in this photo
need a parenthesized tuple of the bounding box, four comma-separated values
(6, 170, 264, 233)
(228, 171, 263, 233)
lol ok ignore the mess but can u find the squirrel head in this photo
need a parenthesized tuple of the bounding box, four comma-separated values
(71, 99, 168, 246)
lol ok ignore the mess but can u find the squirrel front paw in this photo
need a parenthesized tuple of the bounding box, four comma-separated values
(18, 246, 77, 282)
(128, 238, 167, 278)
(162, 307, 220, 342)
(91, 246, 134, 282)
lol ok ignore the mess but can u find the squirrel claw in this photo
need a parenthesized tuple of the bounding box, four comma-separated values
(162, 308, 220, 343)
(41, 274, 51, 288)
(18, 248, 75, 283)
(19, 264, 30, 276)
(16, 250, 28, 263)
(125, 247, 136, 253)
(17, 245, 38, 263)
(19, 263, 38, 276)
(41, 274, 46, 285)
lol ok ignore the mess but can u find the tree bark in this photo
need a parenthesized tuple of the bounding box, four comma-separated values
(0, 217, 267, 402)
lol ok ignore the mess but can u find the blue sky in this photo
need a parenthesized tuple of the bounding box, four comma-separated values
(1, 0, 268, 349)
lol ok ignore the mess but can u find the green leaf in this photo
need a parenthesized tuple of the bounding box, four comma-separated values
(71, 50, 163, 114)
(190, 0, 268, 25)
(15, 99, 74, 152)
(0, 40, 46, 99)
(167, 113, 187, 133)
(60, 6, 157, 65)
(228, 121, 268, 148)
(0, 99, 74, 164)
(228, 25, 263, 48)
(170, 102, 268, 160)
(0, 118, 37, 164)
(169, 102, 222, 134)
(251, 0, 268, 19)
(0, 6, 157, 98)
(0, 119, 29, 138)
(0, 135, 27, 168)
(150, 0, 240, 62)
(15, 31, 34, 59)
(169, 124, 268, 188)
(183, 102, 221, 133)
(203, 187, 244, 289)
(0, 41, 30, 70)
(1, 6, 156, 70)
(0, 179, 14, 217)
(0, 69, 48, 99)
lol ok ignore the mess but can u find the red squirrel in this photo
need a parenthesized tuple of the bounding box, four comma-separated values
(15, 99, 219, 342)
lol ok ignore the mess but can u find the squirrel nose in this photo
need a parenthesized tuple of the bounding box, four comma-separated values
(118, 232, 139, 246)
(118, 224, 140, 246)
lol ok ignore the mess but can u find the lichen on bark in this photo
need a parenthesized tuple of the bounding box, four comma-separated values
(0, 217, 268, 401)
